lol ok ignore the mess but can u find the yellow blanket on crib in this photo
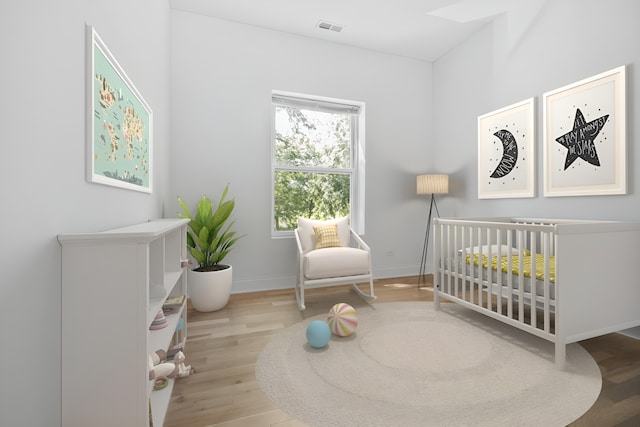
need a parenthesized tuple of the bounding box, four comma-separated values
(466, 252, 556, 282)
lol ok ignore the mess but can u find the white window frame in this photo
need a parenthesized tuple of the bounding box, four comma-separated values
(271, 90, 365, 237)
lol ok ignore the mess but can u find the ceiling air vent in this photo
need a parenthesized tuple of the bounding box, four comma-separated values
(317, 21, 343, 32)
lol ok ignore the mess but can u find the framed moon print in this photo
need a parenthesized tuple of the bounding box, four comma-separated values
(543, 66, 626, 197)
(478, 98, 535, 199)
(86, 25, 153, 193)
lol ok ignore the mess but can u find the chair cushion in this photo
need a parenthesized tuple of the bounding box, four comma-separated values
(297, 217, 350, 253)
(314, 224, 342, 249)
(303, 247, 369, 280)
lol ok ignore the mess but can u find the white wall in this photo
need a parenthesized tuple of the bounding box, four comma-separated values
(4, 0, 637, 424)
(0, 1, 171, 425)
(170, 11, 433, 292)
(433, 0, 640, 221)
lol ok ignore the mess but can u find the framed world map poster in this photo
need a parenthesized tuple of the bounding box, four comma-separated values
(86, 25, 153, 193)
(543, 66, 626, 197)
(477, 98, 535, 199)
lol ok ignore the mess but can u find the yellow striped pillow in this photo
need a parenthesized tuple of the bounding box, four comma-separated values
(314, 224, 342, 249)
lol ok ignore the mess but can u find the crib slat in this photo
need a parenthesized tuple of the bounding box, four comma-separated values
(445, 226, 454, 295)
(460, 225, 467, 300)
(453, 225, 459, 297)
(544, 231, 551, 333)
(507, 230, 513, 318)
(495, 228, 502, 315)
(467, 226, 473, 302)
(486, 227, 492, 311)
(530, 231, 537, 329)
(517, 229, 525, 323)
(435, 222, 440, 289)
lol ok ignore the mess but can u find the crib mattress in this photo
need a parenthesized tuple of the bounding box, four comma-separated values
(442, 253, 556, 302)
(468, 252, 555, 282)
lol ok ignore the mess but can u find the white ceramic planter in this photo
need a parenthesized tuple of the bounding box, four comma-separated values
(188, 266, 233, 312)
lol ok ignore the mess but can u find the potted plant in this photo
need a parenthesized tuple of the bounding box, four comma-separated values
(178, 184, 242, 312)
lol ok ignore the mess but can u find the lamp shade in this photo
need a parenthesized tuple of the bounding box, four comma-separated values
(417, 174, 449, 195)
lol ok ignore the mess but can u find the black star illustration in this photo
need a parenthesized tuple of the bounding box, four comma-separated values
(555, 108, 609, 170)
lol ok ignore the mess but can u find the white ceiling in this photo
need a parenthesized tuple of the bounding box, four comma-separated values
(169, 0, 547, 62)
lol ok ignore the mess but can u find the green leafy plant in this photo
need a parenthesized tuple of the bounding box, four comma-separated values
(178, 184, 242, 272)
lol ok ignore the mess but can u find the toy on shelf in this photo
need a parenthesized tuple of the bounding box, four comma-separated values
(149, 310, 169, 330)
(150, 349, 167, 365)
(148, 350, 193, 381)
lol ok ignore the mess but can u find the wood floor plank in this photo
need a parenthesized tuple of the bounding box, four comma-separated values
(165, 276, 640, 427)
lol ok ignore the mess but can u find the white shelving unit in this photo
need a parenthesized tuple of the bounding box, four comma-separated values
(58, 218, 189, 427)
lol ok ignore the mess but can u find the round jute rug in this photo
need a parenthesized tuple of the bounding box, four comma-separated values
(255, 302, 601, 427)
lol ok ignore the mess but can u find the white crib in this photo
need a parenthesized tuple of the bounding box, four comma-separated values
(433, 217, 640, 369)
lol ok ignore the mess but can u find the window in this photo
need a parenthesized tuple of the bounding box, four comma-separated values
(271, 91, 365, 236)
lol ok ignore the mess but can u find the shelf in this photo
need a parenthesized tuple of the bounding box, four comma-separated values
(151, 377, 175, 427)
(149, 304, 186, 352)
(148, 269, 184, 327)
(59, 218, 189, 426)
(58, 218, 190, 242)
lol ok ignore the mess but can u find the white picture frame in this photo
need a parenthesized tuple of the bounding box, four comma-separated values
(543, 66, 625, 197)
(477, 98, 535, 199)
(86, 25, 153, 193)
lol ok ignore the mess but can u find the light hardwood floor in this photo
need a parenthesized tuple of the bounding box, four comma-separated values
(165, 276, 640, 427)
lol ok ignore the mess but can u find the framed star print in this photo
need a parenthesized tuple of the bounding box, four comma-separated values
(87, 25, 153, 193)
(543, 65, 626, 197)
(478, 98, 535, 199)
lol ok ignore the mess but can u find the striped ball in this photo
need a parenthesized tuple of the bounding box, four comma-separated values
(327, 303, 358, 336)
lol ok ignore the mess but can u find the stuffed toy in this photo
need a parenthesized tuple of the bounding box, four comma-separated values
(148, 349, 192, 380)
(173, 351, 192, 378)
(150, 349, 167, 366)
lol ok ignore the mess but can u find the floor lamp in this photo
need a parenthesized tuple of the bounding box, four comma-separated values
(417, 174, 449, 288)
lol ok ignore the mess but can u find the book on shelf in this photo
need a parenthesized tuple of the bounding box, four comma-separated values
(168, 324, 186, 349)
(163, 295, 185, 310)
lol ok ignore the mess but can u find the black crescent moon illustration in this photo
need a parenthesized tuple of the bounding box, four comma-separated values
(490, 129, 518, 178)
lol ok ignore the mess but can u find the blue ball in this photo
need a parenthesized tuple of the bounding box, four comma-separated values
(306, 320, 331, 348)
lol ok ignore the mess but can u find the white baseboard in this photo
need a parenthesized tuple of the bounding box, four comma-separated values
(229, 267, 420, 294)
(231, 275, 295, 294)
(618, 326, 640, 340)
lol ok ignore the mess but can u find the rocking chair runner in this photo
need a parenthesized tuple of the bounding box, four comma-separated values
(294, 217, 376, 310)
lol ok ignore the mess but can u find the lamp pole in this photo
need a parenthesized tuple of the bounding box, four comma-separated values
(418, 193, 440, 287)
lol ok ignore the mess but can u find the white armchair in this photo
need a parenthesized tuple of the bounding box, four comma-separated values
(294, 217, 376, 310)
